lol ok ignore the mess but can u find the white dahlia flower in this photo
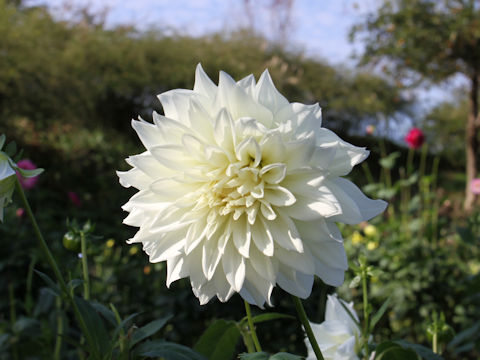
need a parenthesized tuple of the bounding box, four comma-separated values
(305, 294, 361, 360)
(118, 65, 387, 307)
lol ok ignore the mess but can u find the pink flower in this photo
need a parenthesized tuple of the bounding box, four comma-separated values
(470, 178, 480, 195)
(365, 125, 375, 135)
(16, 159, 39, 190)
(16, 208, 25, 218)
(405, 128, 425, 149)
(68, 191, 82, 207)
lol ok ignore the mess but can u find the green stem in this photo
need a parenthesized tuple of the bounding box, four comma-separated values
(432, 332, 438, 354)
(25, 254, 37, 316)
(362, 270, 370, 359)
(111, 303, 127, 356)
(244, 300, 262, 352)
(15, 179, 101, 360)
(292, 296, 324, 360)
(54, 296, 63, 360)
(80, 232, 90, 300)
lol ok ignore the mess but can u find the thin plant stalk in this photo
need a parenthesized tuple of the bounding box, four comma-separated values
(361, 270, 370, 359)
(80, 232, 90, 300)
(54, 296, 63, 360)
(25, 254, 37, 316)
(431, 157, 440, 246)
(244, 300, 262, 352)
(292, 296, 325, 360)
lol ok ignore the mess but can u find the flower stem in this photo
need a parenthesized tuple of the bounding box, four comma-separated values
(54, 296, 63, 360)
(292, 296, 325, 360)
(361, 268, 370, 359)
(244, 300, 262, 352)
(80, 232, 90, 300)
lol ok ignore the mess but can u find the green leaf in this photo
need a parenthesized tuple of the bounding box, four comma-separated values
(16, 167, 44, 178)
(238, 352, 270, 360)
(73, 296, 111, 358)
(394, 340, 443, 360)
(0, 134, 6, 150)
(379, 151, 401, 169)
(447, 322, 480, 349)
(90, 302, 118, 327)
(370, 297, 391, 332)
(349, 275, 361, 288)
(134, 340, 207, 360)
(376, 347, 421, 360)
(112, 312, 141, 340)
(129, 315, 172, 348)
(193, 319, 241, 360)
(68, 279, 84, 291)
(34, 269, 61, 296)
(269, 352, 303, 360)
(251, 312, 295, 324)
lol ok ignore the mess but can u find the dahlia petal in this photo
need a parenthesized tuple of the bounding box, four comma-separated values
(187, 100, 216, 143)
(149, 177, 199, 199)
(264, 185, 296, 206)
(255, 69, 289, 114)
(285, 194, 341, 220)
(236, 137, 261, 166)
(294, 218, 343, 244)
(327, 178, 388, 224)
(213, 268, 236, 302)
(182, 134, 206, 161)
(185, 219, 208, 255)
(232, 214, 251, 258)
(268, 213, 304, 252)
(284, 137, 316, 171)
(222, 242, 246, 291)
(166, 256, 188, 287)
(152, 112, 193, 142)
(131, 118, 163, 149)
(260, 163, 286, 184)
(277, 268, 314, 299)
(214, 108, 236, 151)
(252, 218, 274, 256)
(237, 74, 256, 96)
(249, 245, 276, 283)
(308, 240, 348, 271)
(260, 133, 286, 164)
(117, 168, 151, 189)
(216, 71, 273, 127)
(315, 128, 369, 176)
(274, 102, 321, 137)
(275, 246, 314, 274)
(144, 230, 186, 263)
(194, 63, 217, 100)
(240, 264, 274, 308)
(150, 145, 199, 171)
(157, 89, 194, 123)
(313, 259, 345, 287)
(127, 152, 175, 178)
(202, 236, 223, 280)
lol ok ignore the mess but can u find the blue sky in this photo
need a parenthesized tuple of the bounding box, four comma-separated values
(27, 0, 377, 64)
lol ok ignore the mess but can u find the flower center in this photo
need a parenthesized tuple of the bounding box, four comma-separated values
(211, 159, 264, 222)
